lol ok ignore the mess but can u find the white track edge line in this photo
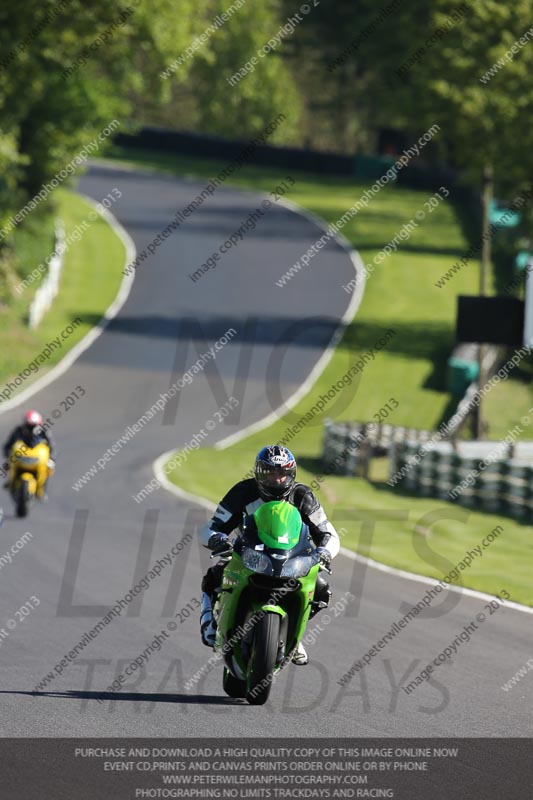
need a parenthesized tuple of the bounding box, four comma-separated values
(0, 195, 136, 414)
(337, 547, 533, 616)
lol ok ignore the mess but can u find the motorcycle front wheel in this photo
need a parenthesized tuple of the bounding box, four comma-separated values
(246, 612, 280, 706)
(15, 480, 30, 518)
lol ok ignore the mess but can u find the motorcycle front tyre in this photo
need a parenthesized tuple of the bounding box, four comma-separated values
(246, 612, 280, 706)
(16, 479, 30, 518)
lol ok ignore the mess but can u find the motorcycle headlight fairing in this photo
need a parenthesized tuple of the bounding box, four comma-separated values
(241, 547, 272, 574)
(18, 456, 40, 466)
(280, 555, 318, 578)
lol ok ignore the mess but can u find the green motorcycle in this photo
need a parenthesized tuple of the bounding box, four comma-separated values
(212, 500, 331, 705)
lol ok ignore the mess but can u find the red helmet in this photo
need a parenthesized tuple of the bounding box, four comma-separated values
(24, 409, 43, 428)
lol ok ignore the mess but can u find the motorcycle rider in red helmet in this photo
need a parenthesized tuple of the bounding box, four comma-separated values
(3, 410, 56, 498)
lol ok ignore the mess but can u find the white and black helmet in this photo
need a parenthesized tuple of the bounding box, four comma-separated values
(254, 445, 296, 501)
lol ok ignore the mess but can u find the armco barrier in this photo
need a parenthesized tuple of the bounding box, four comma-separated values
(322, 419, 435, 476)
(390, 440, 533, 520)
(114, 126, 460, 188)
(114, 127, 352, 175)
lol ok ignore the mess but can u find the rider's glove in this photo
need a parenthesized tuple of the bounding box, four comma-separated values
(316, 547, 332, 571)
(208, 533, 232, 555)
(47, 458, 55, 470)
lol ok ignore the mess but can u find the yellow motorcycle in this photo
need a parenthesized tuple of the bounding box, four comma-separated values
(8, 440, 53, 517)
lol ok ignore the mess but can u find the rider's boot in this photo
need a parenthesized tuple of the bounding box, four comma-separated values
(292, 642, 309, 666)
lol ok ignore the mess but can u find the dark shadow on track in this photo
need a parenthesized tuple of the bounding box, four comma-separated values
(73, 314, 346, 347)
(4, 690, 244, 706)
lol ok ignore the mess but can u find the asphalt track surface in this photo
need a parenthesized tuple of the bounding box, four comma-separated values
(0, 164, 531, 740)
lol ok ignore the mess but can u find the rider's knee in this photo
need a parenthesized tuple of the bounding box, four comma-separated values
(201, 562, 225, 595)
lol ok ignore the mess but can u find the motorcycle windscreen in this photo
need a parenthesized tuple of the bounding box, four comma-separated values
(253, 501, 302, 550)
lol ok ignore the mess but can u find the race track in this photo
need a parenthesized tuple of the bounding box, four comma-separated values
(0, 163, 531, 740)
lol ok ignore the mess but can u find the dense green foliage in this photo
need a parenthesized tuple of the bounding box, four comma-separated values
(1, 1, 532, 246)
(283, 0, 533, 187)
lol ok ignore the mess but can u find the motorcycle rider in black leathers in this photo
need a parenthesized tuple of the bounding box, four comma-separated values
(199, 445, 340, 665)
(3, 410, 56, 498)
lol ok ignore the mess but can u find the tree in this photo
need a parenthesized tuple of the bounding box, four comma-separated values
(0, 0, 204, 205)
(173, 0, 301, 142)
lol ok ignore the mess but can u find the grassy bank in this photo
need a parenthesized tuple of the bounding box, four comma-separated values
(0, 188, 126, 393)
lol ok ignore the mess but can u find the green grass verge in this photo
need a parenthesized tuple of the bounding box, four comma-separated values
(482, 368, 533, 441)
(105, 147, 532, 606)
(0, 188, 126, 393)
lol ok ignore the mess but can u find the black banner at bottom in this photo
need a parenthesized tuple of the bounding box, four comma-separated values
(1, 738, 531, 799)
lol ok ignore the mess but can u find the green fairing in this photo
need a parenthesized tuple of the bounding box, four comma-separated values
(214, 502, 323, 694)
(215, 552, 319, 676)
(215, 553, 253, 651)
(254, 501, 302, 550)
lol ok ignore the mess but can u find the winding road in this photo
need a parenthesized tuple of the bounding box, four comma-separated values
(0, 163, 531, 746)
